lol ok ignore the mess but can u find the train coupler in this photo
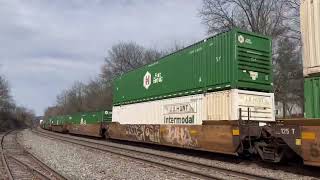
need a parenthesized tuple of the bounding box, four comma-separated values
(254, 142, 283, 163)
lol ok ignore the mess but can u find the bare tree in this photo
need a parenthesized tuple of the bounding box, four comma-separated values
(0, 74, 34, 130)
(14, 106, 35, 127)
(164, 41, 185, 54)
(44, 106, 60, 119)
(66, 82, 85, 113)
(82, 79, 112, 111)
(44, 41, 178, 119)
(0, 76, 11, 109)
(278, 0, 301, 41)
(101, 42, 164, 84)
(199, 0, 299, 39)
(199, 0, 303, 118)
(102, 42, 145, 81)
(274, 37, 303, 117)
(0, 75, 15, 119)
(45, 78, 113, 117)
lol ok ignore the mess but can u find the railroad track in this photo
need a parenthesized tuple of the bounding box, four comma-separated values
(33, 129, 277, 180)
(1, 130, 66, 180)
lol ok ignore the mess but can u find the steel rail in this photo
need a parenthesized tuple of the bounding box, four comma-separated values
(34, 129, 276, 180)
(6, 154, 52, 180)
(1, 130, 14, 180)
(27, 152, 67, 180)
(13, 129, 66, 180)
(2, 130, 66, 180)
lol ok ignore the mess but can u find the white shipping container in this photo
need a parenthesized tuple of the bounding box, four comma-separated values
(112, 89, 275, 125)
(301, 0, 320, 76)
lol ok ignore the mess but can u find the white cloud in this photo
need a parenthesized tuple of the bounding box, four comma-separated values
(0, 0, 206, 115)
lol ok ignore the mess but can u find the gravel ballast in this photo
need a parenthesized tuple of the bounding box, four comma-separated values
(19, 129, 319, 180)
(19, 129, 199, 180)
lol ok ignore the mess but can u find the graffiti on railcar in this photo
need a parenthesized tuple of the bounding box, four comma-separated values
(125, 125, 160, 143)
(310, 143, 320, 158)
(162, 126, 199, 147)
(301, 129, 320, 160)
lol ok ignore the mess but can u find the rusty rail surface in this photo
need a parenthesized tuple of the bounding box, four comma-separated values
(1, 131, 14, 180)
(1, 130, 66, 180)
(34, 129, 276, 180)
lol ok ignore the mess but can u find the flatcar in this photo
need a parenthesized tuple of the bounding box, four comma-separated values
(43, 110, 320, 167)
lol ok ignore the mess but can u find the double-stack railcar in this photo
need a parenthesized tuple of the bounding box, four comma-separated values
(43, 28, 320, 167)
(110, 28, 320, 167)
(110, 29, 281, 160)
(50, 115, 68, 133)
(44, 110, 112, 137)
(67, 110, 112, 137)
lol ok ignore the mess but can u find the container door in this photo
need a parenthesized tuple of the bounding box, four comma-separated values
(304, 77, 320, 118)
(235, 31, 272, 92)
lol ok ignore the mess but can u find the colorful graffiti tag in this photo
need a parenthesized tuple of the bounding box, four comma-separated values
(125, 125, 160, 143)
(162, 126, 199, 147)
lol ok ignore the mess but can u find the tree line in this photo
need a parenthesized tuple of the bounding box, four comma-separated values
(44, 42, 172, 118)
(0, 74, 35, 131)
(45, 0, 303, 119)
(199, 0, 303, 117)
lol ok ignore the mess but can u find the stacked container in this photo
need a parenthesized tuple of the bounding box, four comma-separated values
(301, 0, 320, 118)
(67, 110, 112, 125)
(113, 29, 275, 123)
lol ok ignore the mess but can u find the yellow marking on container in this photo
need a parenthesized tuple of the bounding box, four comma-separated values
(232, 129, 240, 136)
(160, 128, 167, 133)
(302, 132, 316, 140)
(295, 139, 301, 146)
(190, 130, 198, 136)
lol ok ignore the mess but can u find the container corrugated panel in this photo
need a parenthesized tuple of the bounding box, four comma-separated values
(112, 89, 275, 124)
(81, 111, 103, 124)
(113, 29, 272, 105)
(70, 112, 96, 125)
(113, 93, 205, 125)
(52, 116, 63, 125)
(304, 77, 320, 118)
(67, 110, 112, 125)
(48, 117, 53, 125)
(206, 90, 275, 121)
(47, 118, 51, 125)
(301, 0, 320, 76)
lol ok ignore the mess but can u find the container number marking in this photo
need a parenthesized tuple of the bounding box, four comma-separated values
(280, 128, 295, 135)
(216, 56, 221, 62)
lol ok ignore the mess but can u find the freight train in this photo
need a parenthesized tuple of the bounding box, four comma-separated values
(41, 28, 320, 167)
(42, 110, 112, 137)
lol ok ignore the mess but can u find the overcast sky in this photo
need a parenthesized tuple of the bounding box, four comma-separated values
(0, 0, 206, 115)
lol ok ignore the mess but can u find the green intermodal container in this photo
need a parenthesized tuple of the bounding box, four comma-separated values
(46, 110, 112, 126)
(113, 29, 273, 105)
(52, 115, 66, 125)
(48, 117, 54, 125)
(305, 76, 320, 118)
(68, 110, 112, 125)
(44, 118, 51, 128)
